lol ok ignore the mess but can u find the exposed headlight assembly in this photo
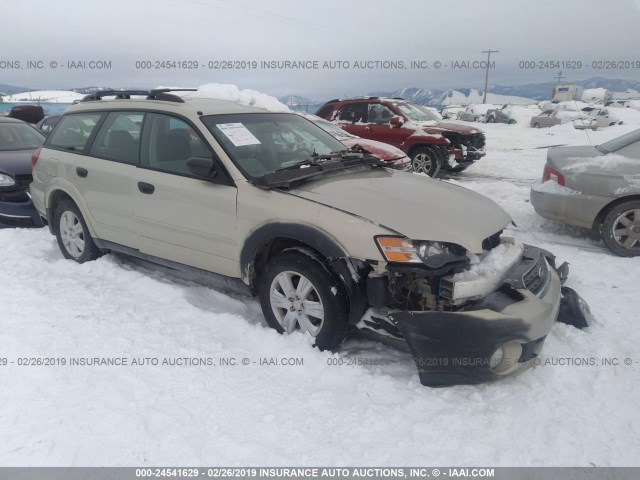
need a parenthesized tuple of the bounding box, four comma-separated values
(375, 236, 467, 269)
(0, 173, 15, 187)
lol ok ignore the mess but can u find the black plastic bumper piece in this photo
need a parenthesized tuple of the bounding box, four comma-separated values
(0, 199, 44, 228)
(391, 310, 531, 387)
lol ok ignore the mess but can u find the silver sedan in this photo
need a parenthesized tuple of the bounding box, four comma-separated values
(530, 129, 640, 256)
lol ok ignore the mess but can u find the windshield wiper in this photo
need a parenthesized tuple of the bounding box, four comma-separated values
(254, 151, 386, 189)
(272, 150, 363, 173)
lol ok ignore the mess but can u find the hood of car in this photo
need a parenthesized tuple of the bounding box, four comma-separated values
(420, 122, 483, 136)
(0, 149, 35, 176)
(340, 137, 406, 161)
(287, 169, 511, 253)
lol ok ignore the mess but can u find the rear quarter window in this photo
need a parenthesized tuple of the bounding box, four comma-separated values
(47, 113, 103, 152)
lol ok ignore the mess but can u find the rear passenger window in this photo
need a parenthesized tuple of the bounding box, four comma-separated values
(90, 112, 143, 164)
(48, 113, 102, 152)
(141, 113, 212, 176)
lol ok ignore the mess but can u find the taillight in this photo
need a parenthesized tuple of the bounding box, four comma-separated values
(543, 165, 565, 186)
(31, 146, 41, 169)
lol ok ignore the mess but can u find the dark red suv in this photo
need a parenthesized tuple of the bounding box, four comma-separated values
(316, 97, 486, 177)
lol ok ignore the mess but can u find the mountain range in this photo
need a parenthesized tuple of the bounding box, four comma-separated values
(368, 77, 640, 105)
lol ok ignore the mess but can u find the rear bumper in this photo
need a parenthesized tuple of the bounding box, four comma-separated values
(0, 197, 45, 228)
(530, 183, 610, 229)
(388, 247, 562, 386)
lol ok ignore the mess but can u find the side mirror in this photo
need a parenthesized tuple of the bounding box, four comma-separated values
(390, 116, 404, 127)
(187, 157, 217, 178)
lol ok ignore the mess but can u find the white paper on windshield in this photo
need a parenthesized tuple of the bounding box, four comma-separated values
(216, 123, 261, 147)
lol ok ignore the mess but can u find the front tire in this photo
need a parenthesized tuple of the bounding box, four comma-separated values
(411, 147, 441, 177)
(54, 200, 101, 263)
(601, 201, 640, 257)
(258, 251, 349, 350)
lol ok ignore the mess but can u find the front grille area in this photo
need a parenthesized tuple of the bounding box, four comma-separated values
(462, 133, 486, 150)
(482, 231, 502, 251)
(523, 254, 550, 296)
(13, 174, 33, 189)
(0, 190, 30, 202)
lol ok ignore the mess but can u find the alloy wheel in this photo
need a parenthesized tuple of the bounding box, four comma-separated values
(412, 153, 432, 174)
(612, 208, 640, 252)
(269, 271, 325, 336)
(59, 211, 85, 258)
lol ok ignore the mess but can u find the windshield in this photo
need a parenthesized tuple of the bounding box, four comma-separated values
(394, 102, 440, 122)
(0, 121, 46, 151)
(203, 113, 349, 179)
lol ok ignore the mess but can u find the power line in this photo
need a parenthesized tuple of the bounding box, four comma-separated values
(554, 71, 566, 83)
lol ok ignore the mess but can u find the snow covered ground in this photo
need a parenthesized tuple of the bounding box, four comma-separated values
(1, 111, 640, 467)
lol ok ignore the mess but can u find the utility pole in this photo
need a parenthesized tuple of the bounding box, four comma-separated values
(482, 49, 498, 104)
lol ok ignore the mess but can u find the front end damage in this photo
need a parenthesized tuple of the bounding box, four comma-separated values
(356, 238, 590, 387)
(441, 131, 486, 168)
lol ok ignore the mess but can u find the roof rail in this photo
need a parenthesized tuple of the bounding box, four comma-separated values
(148, 88, 198, 103)
(80, 88, 198, 103)
(392, 97, 405, 100)
(81, 90, 150, 101)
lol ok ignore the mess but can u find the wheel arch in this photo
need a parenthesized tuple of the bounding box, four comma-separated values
(241, 223, 369, 324)
(46, 189, 81, 235)
(407, 142, 448, 159)
(592, 194, 640, 231)
(241, 223, 347, 285)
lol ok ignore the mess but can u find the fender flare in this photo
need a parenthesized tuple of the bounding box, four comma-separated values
(240, 223, 348, 281)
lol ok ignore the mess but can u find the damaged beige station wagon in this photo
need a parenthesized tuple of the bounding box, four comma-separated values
(30, 89, 590, 386)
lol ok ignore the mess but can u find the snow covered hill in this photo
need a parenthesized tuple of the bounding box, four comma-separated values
(0, 90, 85, 103)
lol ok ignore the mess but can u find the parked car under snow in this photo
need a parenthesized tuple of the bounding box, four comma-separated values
(457, 104, 496, 122)
(573, 107, 622, 130)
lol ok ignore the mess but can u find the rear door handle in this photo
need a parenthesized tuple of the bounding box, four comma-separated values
(76, 167, 88, 178)
(137, 182, 155, 194)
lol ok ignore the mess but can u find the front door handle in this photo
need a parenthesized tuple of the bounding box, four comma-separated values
(365, 127, 371, 132)
(137, 182, 155, 194)
(76, 167, 88, 178)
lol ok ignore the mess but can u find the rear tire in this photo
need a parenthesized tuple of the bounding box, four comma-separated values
(601, 201, 640, 257)
(258, 250, 349, 350)
(54, 200, 101, 263)
(533, 123, 540, 128)
(410, 147, 441, 178)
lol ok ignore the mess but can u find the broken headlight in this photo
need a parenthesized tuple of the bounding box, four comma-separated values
(375, 236, 467, 269)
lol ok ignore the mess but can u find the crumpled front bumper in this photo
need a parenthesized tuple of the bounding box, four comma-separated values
(388, 246, 563, 387)
(0, 196, 45, 228)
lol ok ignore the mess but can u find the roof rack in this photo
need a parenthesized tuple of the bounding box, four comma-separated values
(80, 88, 198, 103)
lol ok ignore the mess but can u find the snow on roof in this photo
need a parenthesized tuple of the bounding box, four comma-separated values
(171, 83, 290, 112)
